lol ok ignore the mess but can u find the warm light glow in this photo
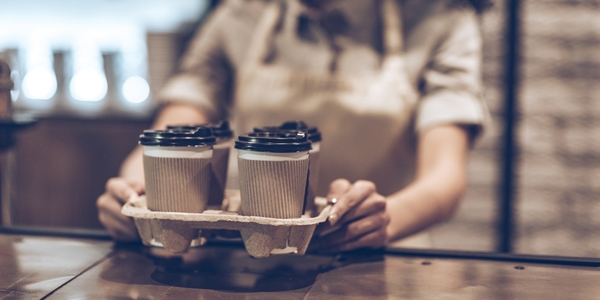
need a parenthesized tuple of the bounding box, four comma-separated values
(69, 68, 108, 102)
(21, 67, 57, 100)
(122, 76, 149, 103)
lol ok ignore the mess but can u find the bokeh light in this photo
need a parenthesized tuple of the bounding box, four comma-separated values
(69, 68, 107, 102)
(22, 66, 57, 100)
(122, 75, 149, 103)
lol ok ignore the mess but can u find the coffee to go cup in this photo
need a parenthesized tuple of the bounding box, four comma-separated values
(253, 121, 322, 215)
(139, 128, 216, 213)
(167, 121, 234, 208)
(235, 131, 312, 219)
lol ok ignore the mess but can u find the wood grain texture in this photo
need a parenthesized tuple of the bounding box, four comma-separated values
(0, 234, 112, 299)
(45, 242, 600, 300)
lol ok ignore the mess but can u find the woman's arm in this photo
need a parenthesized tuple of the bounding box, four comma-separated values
(314, 7, 486, 252)
(315, 124, 470, 252)
(386, 124, 469, 241)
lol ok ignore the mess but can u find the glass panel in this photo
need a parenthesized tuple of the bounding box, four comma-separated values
(515, 0, 600, 257)
(410, 0, 507, 252)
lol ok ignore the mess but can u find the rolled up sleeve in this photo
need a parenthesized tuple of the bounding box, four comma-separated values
(415, 9, 491, 140)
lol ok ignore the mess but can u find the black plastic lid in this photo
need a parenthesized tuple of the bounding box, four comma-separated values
(211, 120, 234, 139)
(252, 126, 280, 133)
(247, 131, 300, 138)
(139, 127, 216, 147)
(235, 131, 312, 153)
(279, 121, 313, 132)
(253, 121, 321, 143)
(166, 120, 233, 139)
(166, 125, 199, 131)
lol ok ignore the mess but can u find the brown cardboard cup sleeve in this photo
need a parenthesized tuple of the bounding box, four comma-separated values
(238, 150, 309, 219)
(143, 146, 213, 213)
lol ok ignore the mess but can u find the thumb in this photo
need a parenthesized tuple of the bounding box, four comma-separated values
(107, 178, 141, 204)
(126, 179, 146, 195)
(326, 179, 351, 225)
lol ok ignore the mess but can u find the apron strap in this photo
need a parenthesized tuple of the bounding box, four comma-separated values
(244, 0, 405, 67)
(243, 1, 283, 69)
(381, 0, 404, 55)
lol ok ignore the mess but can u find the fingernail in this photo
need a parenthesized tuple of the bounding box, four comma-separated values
(329, 213, 338, 226)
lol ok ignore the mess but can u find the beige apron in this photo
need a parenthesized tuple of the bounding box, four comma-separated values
(230, 0, 419, 197)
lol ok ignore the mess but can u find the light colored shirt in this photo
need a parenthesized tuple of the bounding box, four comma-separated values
(158, 0, 490, 195)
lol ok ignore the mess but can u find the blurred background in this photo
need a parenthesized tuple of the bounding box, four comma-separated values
(0, 0, 214, 231)
(0, 0, 599, 258)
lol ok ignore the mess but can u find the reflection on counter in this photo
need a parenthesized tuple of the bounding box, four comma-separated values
(97, 242, 385, 293)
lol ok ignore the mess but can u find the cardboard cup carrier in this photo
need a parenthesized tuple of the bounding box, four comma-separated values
(140, 127, 216, 213)
(254, 121, 322, 215)
(236, 131, 311, 218)
(124, 125, 330, 257)
(168, 121, 234, 208)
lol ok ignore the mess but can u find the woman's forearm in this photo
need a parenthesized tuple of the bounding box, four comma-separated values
(386, 168, 466, 242)
(385, 124, 470, 243)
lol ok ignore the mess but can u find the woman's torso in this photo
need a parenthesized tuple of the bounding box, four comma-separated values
(165, 0, 484, 196)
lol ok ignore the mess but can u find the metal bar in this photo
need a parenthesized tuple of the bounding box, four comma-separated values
(1, 150, 15, 226)
(0, 59, 14, 226)
(386, 247, 600, 268)
(498, 0, 522, 253)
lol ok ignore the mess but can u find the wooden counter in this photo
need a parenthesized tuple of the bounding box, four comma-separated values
(0, 234, 112, 299)
(1, 232, 599, 299)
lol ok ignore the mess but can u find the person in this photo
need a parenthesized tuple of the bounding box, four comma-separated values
(97, 0, 492, 253)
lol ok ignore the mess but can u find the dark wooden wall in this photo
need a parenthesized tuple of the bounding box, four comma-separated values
(13, 117, 151, 229)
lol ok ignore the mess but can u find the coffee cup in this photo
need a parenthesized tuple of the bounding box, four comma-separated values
(167, 121, 234, 208)
(235, 131, 311, 218)
(254, 121, 322, 215)
(139, 127, 216, 213)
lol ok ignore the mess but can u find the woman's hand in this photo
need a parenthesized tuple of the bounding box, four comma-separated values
(96, 177, 144, 241)
(313, 179, 390, 253)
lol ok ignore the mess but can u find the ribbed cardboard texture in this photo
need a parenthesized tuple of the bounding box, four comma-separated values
(305, 150, 320, 215)
(122, 194, 331, 258)
(144, 156, 212, 213)
(208, 146, 230, 208)
(238, 158, 309, 218)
